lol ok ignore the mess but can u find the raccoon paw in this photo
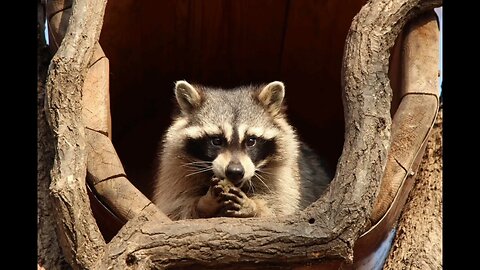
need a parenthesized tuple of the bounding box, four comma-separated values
(218, 187, 257, 218)
(197, 184, 224, 218)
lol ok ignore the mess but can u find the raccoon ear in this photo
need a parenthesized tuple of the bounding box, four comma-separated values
(174, 80, 202, 113)
(257, 81, 285, 115)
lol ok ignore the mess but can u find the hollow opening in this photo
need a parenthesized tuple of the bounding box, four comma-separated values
(95, 0, 404, 240)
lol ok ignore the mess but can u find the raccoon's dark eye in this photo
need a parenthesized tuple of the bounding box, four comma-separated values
(210, 136, 224, 146)
(246, 136, 257, 147)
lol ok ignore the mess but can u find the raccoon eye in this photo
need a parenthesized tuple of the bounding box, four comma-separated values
(210, 136, 224, 146)
(245, 136, 257, 147)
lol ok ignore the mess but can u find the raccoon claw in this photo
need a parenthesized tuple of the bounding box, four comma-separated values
(212, 185, 225, 197)
(223, 209, 248, 217)
(210, 177, 221, 186)
(222, 200, 241, 211)
(220, 202, 256, 218)
(220, 192, 243, 204)
(227, 186, 246, 199)
(211, 178, 235, 197)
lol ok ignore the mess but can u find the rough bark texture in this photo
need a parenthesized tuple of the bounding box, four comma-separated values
(44, 0, 108, 269)
(37, 2, 69, 268)
(39, 0, 442, 269)
(340, 0, 441, 232)
(383, 107, 442, 269)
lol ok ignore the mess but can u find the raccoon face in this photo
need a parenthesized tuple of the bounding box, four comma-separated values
(173, 80, 285, 187)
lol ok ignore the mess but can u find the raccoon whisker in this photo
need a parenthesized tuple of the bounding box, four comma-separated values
(255, 168, 275, 176)
(185, 170, 212, 178)
(181, 161, 213, 167)
(239, 179, 252, 194)
(185, 166, 212, 172)
(254, 172, 272, 192)
(182, 163, 212, 169)
(246, 178, 255, 195)
(182, 164, 210, 170)
(255, 171, 270, 182)
(239, 180, 246, 189)
(183, 168, 210, 173)
(184, 161, 213, 164)
(183, 167, 210, 173)
(185, 168, 213, 178)
(190, 167, 213, 173)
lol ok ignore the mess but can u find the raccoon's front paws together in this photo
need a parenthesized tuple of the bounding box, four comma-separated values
(197, 177, 257, 218)
(218, 186, 257, 218)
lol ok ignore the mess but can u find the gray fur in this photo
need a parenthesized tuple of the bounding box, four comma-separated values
(186, 84, 277, 131)
(298, 142, 333, 209)
(153, 81, 332, 219)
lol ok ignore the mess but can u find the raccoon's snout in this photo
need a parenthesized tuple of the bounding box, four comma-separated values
(225, 161, 245, 184)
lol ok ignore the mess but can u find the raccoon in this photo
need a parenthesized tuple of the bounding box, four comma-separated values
(152, 80, 331, 220)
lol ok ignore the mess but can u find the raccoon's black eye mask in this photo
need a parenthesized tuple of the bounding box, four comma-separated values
(245, 137, 277, 164)
(184, 134, 277, 165)
(185, 136, 224, 161)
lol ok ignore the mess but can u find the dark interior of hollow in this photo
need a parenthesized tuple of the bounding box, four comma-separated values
(99, 0, 402, 205)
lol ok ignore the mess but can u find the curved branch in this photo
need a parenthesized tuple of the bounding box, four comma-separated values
(338, 0, 442, 233)
(86, 129, 171, 223)
(371, 10, 440, 224)
(82, 42, 171, 224)
(45, 0, 108, 268)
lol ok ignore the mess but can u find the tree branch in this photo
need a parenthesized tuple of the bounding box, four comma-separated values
(44, 0, 108, 268)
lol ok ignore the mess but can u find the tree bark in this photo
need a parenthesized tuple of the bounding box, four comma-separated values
(384, 107, 442, 269)
(44, 0, 108, 268)
(37, 1, 70, 268)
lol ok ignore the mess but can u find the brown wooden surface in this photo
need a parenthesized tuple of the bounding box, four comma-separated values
(384, 110, 442, 269)
(383, 13, 442, 269)
(371, 11, 440, 223)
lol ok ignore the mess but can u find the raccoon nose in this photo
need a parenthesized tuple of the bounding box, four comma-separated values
(225, 162, 244, 183)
